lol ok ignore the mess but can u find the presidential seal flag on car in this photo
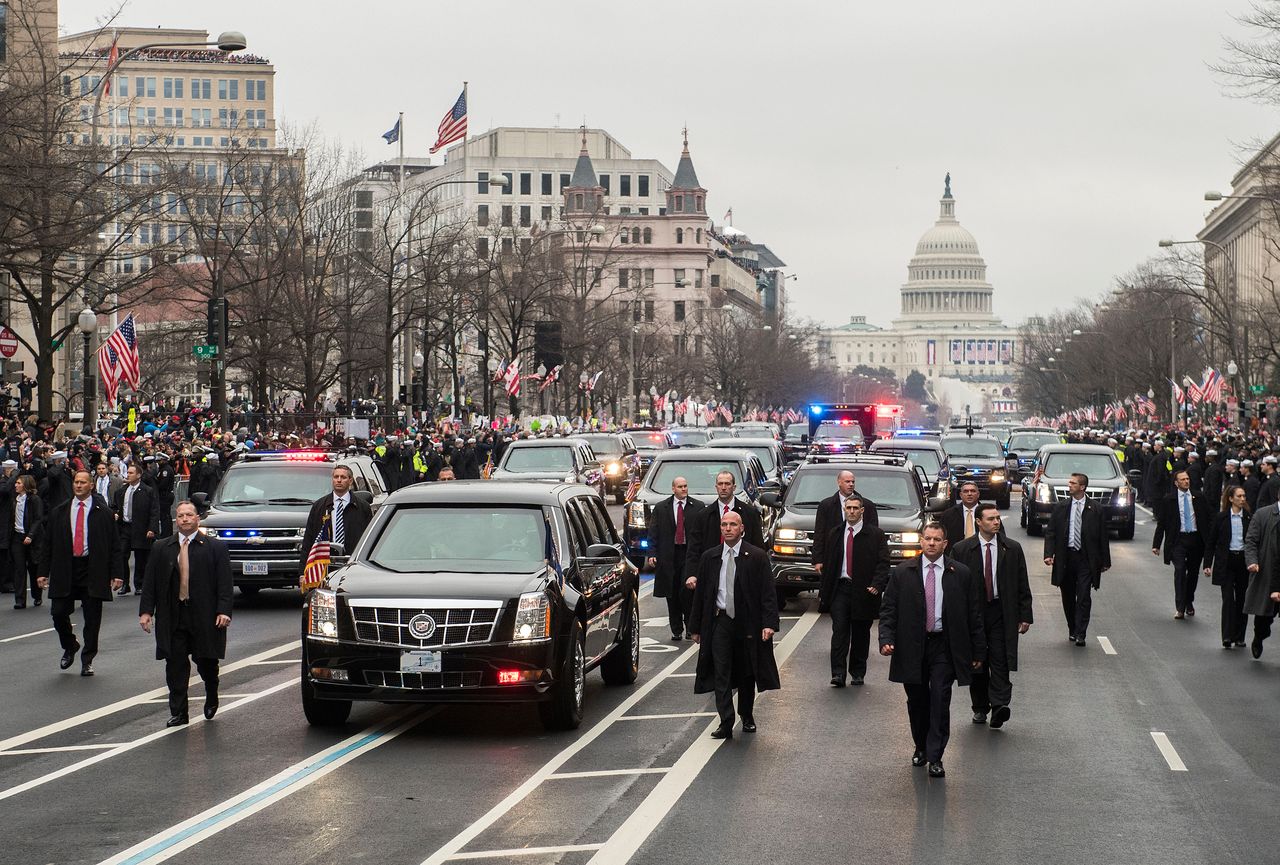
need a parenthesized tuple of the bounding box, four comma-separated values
(300, 513, 331, 593)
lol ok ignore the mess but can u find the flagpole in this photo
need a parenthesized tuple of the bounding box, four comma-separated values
(397, 111, 405, 198)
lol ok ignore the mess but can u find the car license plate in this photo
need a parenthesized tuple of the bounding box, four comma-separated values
(242, 562, 269, 575)
(400, 650, 441, 673)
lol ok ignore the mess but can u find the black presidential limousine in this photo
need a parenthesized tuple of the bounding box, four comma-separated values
(301, 481, 641, 730)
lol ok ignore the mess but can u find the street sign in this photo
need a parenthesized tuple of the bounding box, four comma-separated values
(0, 327, 17, 359)
(192, 344, 219, 359)
(1251, 384, 1265, 394)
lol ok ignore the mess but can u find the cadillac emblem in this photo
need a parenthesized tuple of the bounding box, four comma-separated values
(408, 613, 437, 640)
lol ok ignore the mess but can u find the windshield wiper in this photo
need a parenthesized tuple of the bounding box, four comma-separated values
(266, 497, 315, 505)
(876, 504, 899, 510)
(216, 499, 260, 506)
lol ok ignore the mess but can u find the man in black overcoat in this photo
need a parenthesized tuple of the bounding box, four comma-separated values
(818, 496, 890, 686)
(682, 470, 763, 580)
(112, 462, 161, 595)
(37, 470, 123, 676)
(141, 501, 233, 726)
(1044, 472, 1110, 645)
(811, 469, 879, 570)
(1151, 468, 1212, 619)
(300, 464, 373, 570)
(951, 504, 1033, 727)
(689, 510, 780, 739)
(647, 476, 705, 640)
(878, 522, 985, 777)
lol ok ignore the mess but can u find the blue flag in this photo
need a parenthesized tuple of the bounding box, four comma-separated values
(382, 117, 401, 145)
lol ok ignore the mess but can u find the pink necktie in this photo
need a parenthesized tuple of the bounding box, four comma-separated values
(925, 563, 938, 632)
(73, 501, 86, 556)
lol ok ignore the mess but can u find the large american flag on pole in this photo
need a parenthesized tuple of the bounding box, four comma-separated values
(97, 313, 140, 407)
(429, 88, 468, 154)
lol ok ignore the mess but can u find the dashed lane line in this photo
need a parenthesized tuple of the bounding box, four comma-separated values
(1150, 731, 1188, 772)
(0, 627, 55, 644)
(0, 679, 294, 802)
(0, 639, 299, 754)
(96, 706, 435, 865)
(618, 712, 718, 721)
(548, 768, 670, 780)
(0, 743, 127, 756)
(449, 845, 603, 861)
(1097, 636, 1118, 655)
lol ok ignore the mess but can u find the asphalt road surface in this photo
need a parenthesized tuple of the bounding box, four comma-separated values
(3, 496, 1278, 865)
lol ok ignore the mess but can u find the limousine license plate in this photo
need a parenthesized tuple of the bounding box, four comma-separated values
(242, 562, 269, 575)
(400, 650, 441, 673)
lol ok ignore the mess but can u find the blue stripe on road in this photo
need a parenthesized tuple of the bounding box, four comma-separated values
(117, 730, 386, 865)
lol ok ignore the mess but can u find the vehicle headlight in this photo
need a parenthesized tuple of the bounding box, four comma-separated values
(990, 471, 1005, 483)
(1037, 482, 1053, 503)
(1116, 485, 1131, 506)
(197, 526, 214, 536)
(776, 528, 801, 541)
(308, 589, 338, 641)
(898, 532, 920, 545)
(564, 473, 578, 483)
(514, 591, 551, 641)
(606, 462, 621, 476)
(627, 503, 647, 529)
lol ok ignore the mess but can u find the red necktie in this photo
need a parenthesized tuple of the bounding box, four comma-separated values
(74, 500, 86, 556)
(984, 542, 995, 602)
(675, 500, 685, 545)
(845, 526, 854, 579)
(720, 503, 730, 543)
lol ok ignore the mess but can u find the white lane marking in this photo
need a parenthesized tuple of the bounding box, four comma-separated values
(1150, 731, 1188, 771)
(0, 627, 55, 644)
(641, 617, 669, 628)
(1097, 636, 1118, 655)
(0, 679, 293, 802)
(247, 659, 300, 665)
(0, 639, 298, 753)
(667, 673, 696, 678)
(547, 768, 669, 780)
(142, 694, 257, 704)
(97, 706, 433, 865)
(419, 642, 701, 865)
(618, 712, 717, 721)
(449, 845, 603, 861)
(586, 607, 822, 865)
(0, 743, 126, 755)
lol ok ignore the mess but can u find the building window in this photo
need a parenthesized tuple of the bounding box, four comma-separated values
(600, 174, 610, 193)
(694, 334, 704, 356)
(501, 172, 513, 193)
(675, 268, 686, 287)
(695, 300, 705, 323)
(620, 230, 629, 244)
(560, 173, 570, 191)
(620, 174, 631, 196)
(696, 228, 702, 243)
(619, 269, 629, 288)
(519, 205, 531, 227)
(631, 227, 640, 243)
(539, 172, 553, 195)
(247, 79, 266, 100)
(633, 302, 642, 323)
(675, 335, 687, 355)
(541, 205, 552, 222)
(695, 195, 703, 212)
(674, 301, 686, 322)
(638, 207, 649, 215)
(710, 274, 720, 288)
(476, 237, 489, 258)
(163, 77, 183, 98)
(0, 4, 6, 63)
(163, 107, 184, 127)
(644, 269, 654, 287)
(642, 227, 652, 244)
(135, 76, 156, 98)
(192, 78, 211, 99)
(695, 269, 704, 288)
(676, 228, 683, 244)
(638, 175, 649, 197)
(645, 300, 655, 322)
(476, 204, 489, 227)
(674, 194, 683, 212)
(218, 79, 239, 100)
(519, 172, 531, 195)
(574, 193, 584, 210)
(501, 205, 512, 227)
(501, 237, 514, 254)
(477, 171, 489, 194)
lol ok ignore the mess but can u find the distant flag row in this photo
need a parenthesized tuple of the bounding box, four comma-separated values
(381, 86, 468, 154)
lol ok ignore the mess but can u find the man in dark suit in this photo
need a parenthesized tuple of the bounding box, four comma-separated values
(689, 510, 780, 739)
(112, 463, 161, 595)
(10, 474, 44, 609)
(1044, 472, 1110, 646)
(0, 462, 15, 593)
(811, 469, 879, 571)
(951, 504, 1033, 727)
(682, 470, 763, 580)
(647, 476, 705, 640)
(140, 501, 233, 727)
(879, 522, 985, 778)
(940, 481, 985, 548)
(1152, 468, 1212, 619)
(92, 461, 123, 508)
(37, 470, 123, 676)
(818, 496, 890, 687)
(300, 464, 373, 571)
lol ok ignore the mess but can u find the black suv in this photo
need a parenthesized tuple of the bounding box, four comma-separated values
(627, 428, 676, 477)
(1021, 443, 1135, 539)
(763, 454, 943, 607)
(302, 481, 641, 730)
(940, 433, 1013, 509)
(867, 438, 951, 501)
(491, 438, 606, 499)
(782, 422, 809, 463)
(1005, 429, 1062, 482)
(194, 450, 387, 594)
(575, 433, 641, 504)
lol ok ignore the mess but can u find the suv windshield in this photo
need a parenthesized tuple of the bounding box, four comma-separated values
(669, 429, 708, 447)
(815, 422, 863, 441)
(578, 435, 622, 457)
(735, 446, 776, 472)
(502, 446, 575, 472)
(633, 431, 671, 450)
(785, 423, 807, 441)
(649, 461, 744, 495)
(872, 446, 941, 475)
(370, 506, 547, 573)
(1008, 432, 1060, 452)
(942, 438, 1004, 459)
(786, 469, 920, 510)
(213, 464, 334, 506)
(1043, 452, 1120, 480)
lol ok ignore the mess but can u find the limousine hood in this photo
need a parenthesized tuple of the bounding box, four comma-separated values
(331, 561, 550, 601)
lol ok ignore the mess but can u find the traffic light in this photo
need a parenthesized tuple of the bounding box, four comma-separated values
(206, 297, 231, 347)
(534, 321, 564, 369)
(1241, 403, 1250, 421)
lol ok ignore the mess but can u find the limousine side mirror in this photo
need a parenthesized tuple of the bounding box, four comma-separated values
(329, 542, 349, 568)
(759, 491, 781, 508)
(352, 490, 374, 507)
(800, 434, 810, 444)
(583, 543, 622, 562)
(190, 491, 209, 513)
(926, 495, 952, 513)
(1004, 456, 1018, 471)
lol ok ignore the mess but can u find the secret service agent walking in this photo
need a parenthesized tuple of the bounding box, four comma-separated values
(37, 470, 123, 676)
(1044, 472, 1110, 646)
(689, 510, 780, 740)
(140, 501, 233, 727)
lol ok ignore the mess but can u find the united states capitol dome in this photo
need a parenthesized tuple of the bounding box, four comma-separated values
(898, 174, 998, 324)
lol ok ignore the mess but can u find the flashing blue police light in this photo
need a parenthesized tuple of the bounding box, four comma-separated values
(895, 428, 926, 437)
(810, 405, 824, 416)
(639, 539, 650, 549)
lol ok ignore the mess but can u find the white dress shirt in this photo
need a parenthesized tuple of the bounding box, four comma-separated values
(979, 534, 1000, 599)
(921, 555, 945, 632)
(96, 474, 111, 500)
(69, 495, 92, 555)
(842, 520, 864, 580)
(13, 492, 25, 532)
(123, 481, 140, 523)
(717, 540, 743, 611)
(1069, 496, 1085, 549)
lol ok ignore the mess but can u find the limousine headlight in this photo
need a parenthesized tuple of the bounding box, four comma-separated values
(627, 503, 647, 529)
(775, 528, 803, 541)
(606, 462, 621, 476)
(1115, 485, 1132, 507)
(890, 531, 920, 545)
(1037, 482, 1054, 504)
(514, 591, 551, 641)
(309, 589, 338, 641)
(990, 471, 1006, 484)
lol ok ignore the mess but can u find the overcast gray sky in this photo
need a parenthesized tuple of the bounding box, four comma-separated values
(63, 1, 1278, 329)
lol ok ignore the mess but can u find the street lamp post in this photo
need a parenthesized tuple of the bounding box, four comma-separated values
(412, 348, 425, 419)
(77, 308, 97, 431)
(579, 371, 590, 421)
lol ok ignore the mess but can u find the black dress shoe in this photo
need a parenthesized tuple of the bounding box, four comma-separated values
(33, 597, 42, 606)
(710, 726, 733, 740)
(850, 675, 864, 686)
(116, 586, 131, 596)
(1075, 637, 1086, 647)
(80, 662, 94, 677)
(1067, 633, 1076, 642)
(972, 711, 987, 724)
(1234, 641, 1247, 648)
(134, 589, 143, 595)
(13, 602, 24, 609)
(928, 761, 945, 777)
(990, 705, 1011, 728)
(829, 676, 845, 688)
(1224, 640, 1233, 649)
(1252, 641, 1264, 659)
(59, 646, 79, 670)
(1173, 611, 1185, 620)
(204, 699, 218, 721)
(166, 715, 189, 728)
(671, 632, 684, 642)
(911, 749, 926, 767)
(1186, 604, 1195, 617)
(741, 718, 756, 733)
